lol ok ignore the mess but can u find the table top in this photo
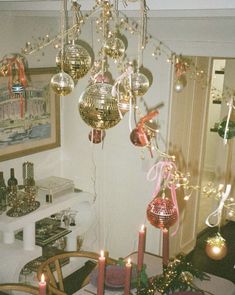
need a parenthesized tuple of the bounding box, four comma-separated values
(74, 252, 235, 295)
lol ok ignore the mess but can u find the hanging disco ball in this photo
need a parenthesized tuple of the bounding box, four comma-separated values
(78, 82, 121, 130)
(104, 35, 126, 60)
(217, 117, 235, 140)
(50, 71, 74, 96)
(56, 40, 93, 81)
(146, 196, 178, 229)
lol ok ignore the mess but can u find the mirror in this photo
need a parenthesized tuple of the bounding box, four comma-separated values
(169, 56, 235, 250)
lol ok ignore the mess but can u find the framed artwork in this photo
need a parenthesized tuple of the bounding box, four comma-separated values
(0, 67, 60, 161)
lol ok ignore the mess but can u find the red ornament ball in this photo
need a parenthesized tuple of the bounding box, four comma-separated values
(130, 128, 150, 147)
(88, 129, 105, 144)
(146, 197, 178, 229)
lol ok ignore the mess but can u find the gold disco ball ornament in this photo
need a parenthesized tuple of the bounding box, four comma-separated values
(205, 233, 227, 260)
(50, 71, 74, 96)
(104, 36, 126, 60)
(56, 40, 93, 81)
(78, 82, 121, 129)
(131, 72, 150, 96)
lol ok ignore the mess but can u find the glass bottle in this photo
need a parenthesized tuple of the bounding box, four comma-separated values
(7, 168, 18, 207)
(0, 172, 7, 213)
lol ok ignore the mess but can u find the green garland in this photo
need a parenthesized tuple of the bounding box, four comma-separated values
(137, 254, 210, 295)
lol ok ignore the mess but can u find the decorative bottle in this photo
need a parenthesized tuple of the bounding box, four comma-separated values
(0, 172, 7, 214)
(7, 168, 18, 207)
(7, 168, 18, 189)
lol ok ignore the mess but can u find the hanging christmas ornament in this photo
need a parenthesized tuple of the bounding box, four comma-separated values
(174, 74, 187, 93)
(88, 129, 105, 144)
(50, 71, 74, 96)
(131, 71, 150, 97)
(12, 81, 24, 95)
(78, 82, 121, 129)
(104, 34, 126, 60)
(130, 110, 158, 147)
(56, 40, 93, 81)
(117, 90, 131, 115)
(205, 233, 227, 260)
(146, 191, 178, 230)
(217, 118, 235, 140)
(174, 56, 188, 93)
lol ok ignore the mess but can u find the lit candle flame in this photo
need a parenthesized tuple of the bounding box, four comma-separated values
(127, 258, 131, 265)
(41, 273, 45, 283)
(100, 250, 104, 258)
(140, 224, 145, 232)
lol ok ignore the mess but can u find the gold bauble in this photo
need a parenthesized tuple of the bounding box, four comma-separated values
(131, 72, 150, 96)
(78, 82, 121, 129)
(205, 233, 227, 260)
(50, 71, 74, 96)
(56, 40, 93, 80)
(104, 36, 126, 60)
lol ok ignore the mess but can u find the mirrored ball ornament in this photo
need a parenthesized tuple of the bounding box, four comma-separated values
(56, 41, 92, 81)
(78, 82, 121, 130)
(50, 71, 74, 96)
(146, 196, 178, 229)
(130, 127, 150, 147)
(104, 36, 126, 60)
(131, 72, 150, 96)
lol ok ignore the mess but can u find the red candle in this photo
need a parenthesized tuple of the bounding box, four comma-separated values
(124, 258, 132, 295)
(162, 228, 169, 266)
(39, 273, 46, 295)
(97, 250, 106, 295)
(137, 224, 146, 272)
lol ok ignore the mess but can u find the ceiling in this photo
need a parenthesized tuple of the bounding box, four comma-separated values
(1, 0, 235, 17)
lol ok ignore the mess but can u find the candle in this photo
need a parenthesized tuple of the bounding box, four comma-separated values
(39, 273, 46, 295)
(97, 250, 106, 295)
(162, 228, 169, 266)
(124, 258, 132, 295)
(137, 224, 146, 272)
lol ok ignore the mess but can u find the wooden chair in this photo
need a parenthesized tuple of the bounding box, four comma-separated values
(0, 283, 39, 294)
(37, 250, 117, 295)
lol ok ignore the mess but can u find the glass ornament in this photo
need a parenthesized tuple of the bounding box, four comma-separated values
(131, 72, 150, 96)
(78, 82, 121, 130)
(174, 75, 187, 93)
(50, 71, 74, 96)
(205, 233, 227, 260)
(56, 40, 93, 80)
(88, 129, 105, 144)
(12, 82, 24, 95)
(217, 117, 235, 140)
(146, 196, 178, 229)
(117, 91, 131, 115)
(104, 35, 126, 60)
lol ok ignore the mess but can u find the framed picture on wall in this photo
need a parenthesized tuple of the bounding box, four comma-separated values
(0, 66, 60, 161)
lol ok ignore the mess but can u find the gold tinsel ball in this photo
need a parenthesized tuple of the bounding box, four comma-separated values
(56, 41, 93, 81)
(131, 72, 150, 96)
(78, 82, 121, 130)
(205, 234, 227, 260)
(50, 71, 74, 96)
(104, 36, 126, 60)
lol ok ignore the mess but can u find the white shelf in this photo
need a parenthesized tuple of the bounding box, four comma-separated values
(0, 190, 95, 283)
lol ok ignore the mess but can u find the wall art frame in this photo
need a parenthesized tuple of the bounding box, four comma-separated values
(0, 67, 60, 161)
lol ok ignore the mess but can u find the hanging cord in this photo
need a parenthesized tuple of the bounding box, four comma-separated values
(137, 0, 148, 69)
(60, 0, 66, 71)
(223, 97, 235, 145)
(205, 184, 231, 228)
